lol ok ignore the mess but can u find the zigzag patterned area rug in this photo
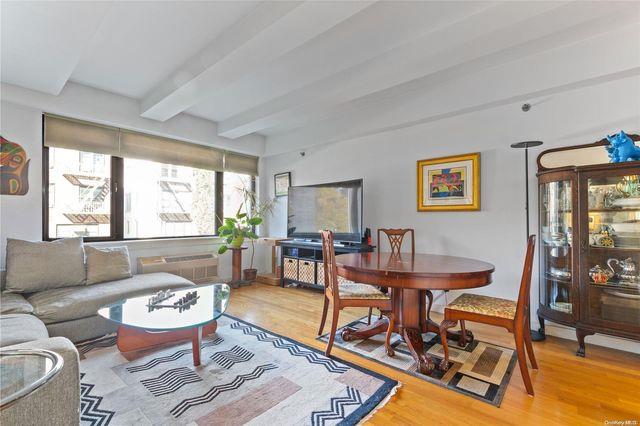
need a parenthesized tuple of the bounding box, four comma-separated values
(77, 314, 399, 425)
(318, 317, 517, 407)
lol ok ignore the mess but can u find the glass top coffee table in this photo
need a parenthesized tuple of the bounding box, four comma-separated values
(1, 349, 63, 409)
(98, 284, 230, 366)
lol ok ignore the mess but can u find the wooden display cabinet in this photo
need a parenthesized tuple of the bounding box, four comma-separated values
(536, 137, 640, 356)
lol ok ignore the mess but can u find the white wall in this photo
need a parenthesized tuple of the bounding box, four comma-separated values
(0, 84, 269, 278)
(260, 75, 640, 353)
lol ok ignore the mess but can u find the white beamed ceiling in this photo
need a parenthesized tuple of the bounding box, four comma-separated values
(2, 1, 639, 155)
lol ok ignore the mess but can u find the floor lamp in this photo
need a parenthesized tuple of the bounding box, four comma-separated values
(511, 140, 545, 341)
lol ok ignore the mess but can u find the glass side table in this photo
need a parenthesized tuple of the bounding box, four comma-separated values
(0, 349, 63, 410)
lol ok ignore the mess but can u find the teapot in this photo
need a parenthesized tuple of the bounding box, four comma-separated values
(607, 257, 640, 283)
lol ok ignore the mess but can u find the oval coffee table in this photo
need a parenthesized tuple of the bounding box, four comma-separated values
(98, 283, 230, 366)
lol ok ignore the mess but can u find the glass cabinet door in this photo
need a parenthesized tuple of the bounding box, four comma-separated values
(584, 172, 640, 329)
(539, 180, 574, 317)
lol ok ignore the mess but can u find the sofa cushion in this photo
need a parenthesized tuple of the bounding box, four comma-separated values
(0, 292, 34, 314)
(27, 272, 194, 324)
(86, 245, 132, 285)
(0, 314, 49, 346)
(5, 237, 86, 293)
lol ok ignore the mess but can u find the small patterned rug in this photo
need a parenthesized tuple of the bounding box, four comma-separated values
(77, 314, 399, 425)
(318, 317, 517, 407)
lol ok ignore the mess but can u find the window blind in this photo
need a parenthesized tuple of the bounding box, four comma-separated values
(224, 152, 259, 175)
(44, 114, 258, 175)
(119, 130, 224, 172)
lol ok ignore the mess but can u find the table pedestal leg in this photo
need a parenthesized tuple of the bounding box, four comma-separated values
(396, 288, 436, 374)
(341, 318, 389, 341)
(403, 327, 435, 374)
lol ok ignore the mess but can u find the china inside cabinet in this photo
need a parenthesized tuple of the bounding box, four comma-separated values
(537, 137, 640, 357)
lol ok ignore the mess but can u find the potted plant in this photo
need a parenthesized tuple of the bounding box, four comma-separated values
(217, 187, 275, 283)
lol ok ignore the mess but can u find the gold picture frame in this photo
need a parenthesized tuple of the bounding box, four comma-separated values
(417, 152, 480, 211)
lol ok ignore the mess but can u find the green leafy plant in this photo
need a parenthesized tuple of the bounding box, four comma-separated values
(217, 187, 276, 270)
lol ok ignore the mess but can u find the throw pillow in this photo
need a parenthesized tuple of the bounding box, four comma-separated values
(85, 245, 132, 285)
(5, 237, 86, 293)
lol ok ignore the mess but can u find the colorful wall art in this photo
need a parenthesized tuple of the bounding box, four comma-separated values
(1, 136, 30, 195)
(417, 152, 480, 211)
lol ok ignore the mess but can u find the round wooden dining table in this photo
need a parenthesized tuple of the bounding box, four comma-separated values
(335, 251, 495, 374)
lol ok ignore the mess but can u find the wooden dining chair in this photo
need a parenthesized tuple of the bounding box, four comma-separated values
(318, 230, 395, 357)
(439, 235, 538, 396)
(368, 228, 421, 324)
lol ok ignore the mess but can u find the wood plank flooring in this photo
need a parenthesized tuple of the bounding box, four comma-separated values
(226, 283, 640, 425)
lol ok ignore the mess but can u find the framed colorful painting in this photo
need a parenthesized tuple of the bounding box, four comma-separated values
(417, 153, 480, 211)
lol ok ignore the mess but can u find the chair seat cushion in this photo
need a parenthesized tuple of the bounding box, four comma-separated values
(0, 314, 49, 347)
(27, 273, 194, 324)
(339, 283, 390, 300)
(446, 293, 516, 319)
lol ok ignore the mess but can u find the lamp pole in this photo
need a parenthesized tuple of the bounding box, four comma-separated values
(511, 140, 545, 341)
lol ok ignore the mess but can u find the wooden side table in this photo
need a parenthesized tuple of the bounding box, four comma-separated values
(256, 238, 287, 286)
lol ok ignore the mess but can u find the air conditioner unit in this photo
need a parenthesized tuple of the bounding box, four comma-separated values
(138, 253, 218, 283)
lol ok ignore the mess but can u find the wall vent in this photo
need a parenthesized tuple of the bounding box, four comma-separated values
(138, 253, 218, 283)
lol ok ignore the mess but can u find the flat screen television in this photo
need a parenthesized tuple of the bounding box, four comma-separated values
(287, 179, 363, 243)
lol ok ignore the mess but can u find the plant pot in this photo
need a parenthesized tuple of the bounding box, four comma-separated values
(243, 268, 257, 282)
(230, 235, 245, 248)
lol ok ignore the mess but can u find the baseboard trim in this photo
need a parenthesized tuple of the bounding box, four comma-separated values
(539, 322, 640, 355)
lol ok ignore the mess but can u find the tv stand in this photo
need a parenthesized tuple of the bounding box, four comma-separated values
(280, 240, 374, 289)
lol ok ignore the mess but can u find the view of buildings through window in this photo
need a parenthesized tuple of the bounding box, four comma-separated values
(47, 147, 254, 239)
(48, 147, 111, 238)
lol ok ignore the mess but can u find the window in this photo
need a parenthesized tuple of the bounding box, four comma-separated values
(43, 114, 258, 241)
(123, 158, 216, 238)
(223, 172, 253, 217)
(47, 147, 112, 239)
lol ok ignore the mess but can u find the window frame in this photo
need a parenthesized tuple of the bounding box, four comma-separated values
(42, 145, 255, 242)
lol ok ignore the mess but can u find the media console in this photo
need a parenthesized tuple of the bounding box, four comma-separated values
(280, 239, 374, 289)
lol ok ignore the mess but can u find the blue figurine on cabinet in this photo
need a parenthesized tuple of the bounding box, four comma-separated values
(606, 131, 640, 163)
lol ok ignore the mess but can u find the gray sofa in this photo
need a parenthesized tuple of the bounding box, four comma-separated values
(0, 238, 196, 425)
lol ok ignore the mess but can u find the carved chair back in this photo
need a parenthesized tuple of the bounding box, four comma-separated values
(320, 230, 341, 298)
(515, 235, 536, 324)
(378, 228, 415, 255)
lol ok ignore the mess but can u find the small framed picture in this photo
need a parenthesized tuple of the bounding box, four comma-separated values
(274, 172, 291, 197)
(417, 152, 480, 211)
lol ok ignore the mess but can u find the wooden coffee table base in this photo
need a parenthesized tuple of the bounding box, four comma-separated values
(116, 321, 218, 366)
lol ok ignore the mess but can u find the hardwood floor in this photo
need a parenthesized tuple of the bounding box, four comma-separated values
(226, 283, 640, 425)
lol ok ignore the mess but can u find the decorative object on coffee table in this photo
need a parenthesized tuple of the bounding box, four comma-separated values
(97, 284, 230, 366)
(274, 171, 291, 197)
(147, 289, 200, 313)
(417, 152, 480, 211)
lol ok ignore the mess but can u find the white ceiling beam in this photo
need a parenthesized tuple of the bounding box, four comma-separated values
(140, 0, 375, 122)
(0, 1, 112, 95)
(221, 1, 633, 139)
(264, 24, 640, 156)
(214, 0, 496, 137)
